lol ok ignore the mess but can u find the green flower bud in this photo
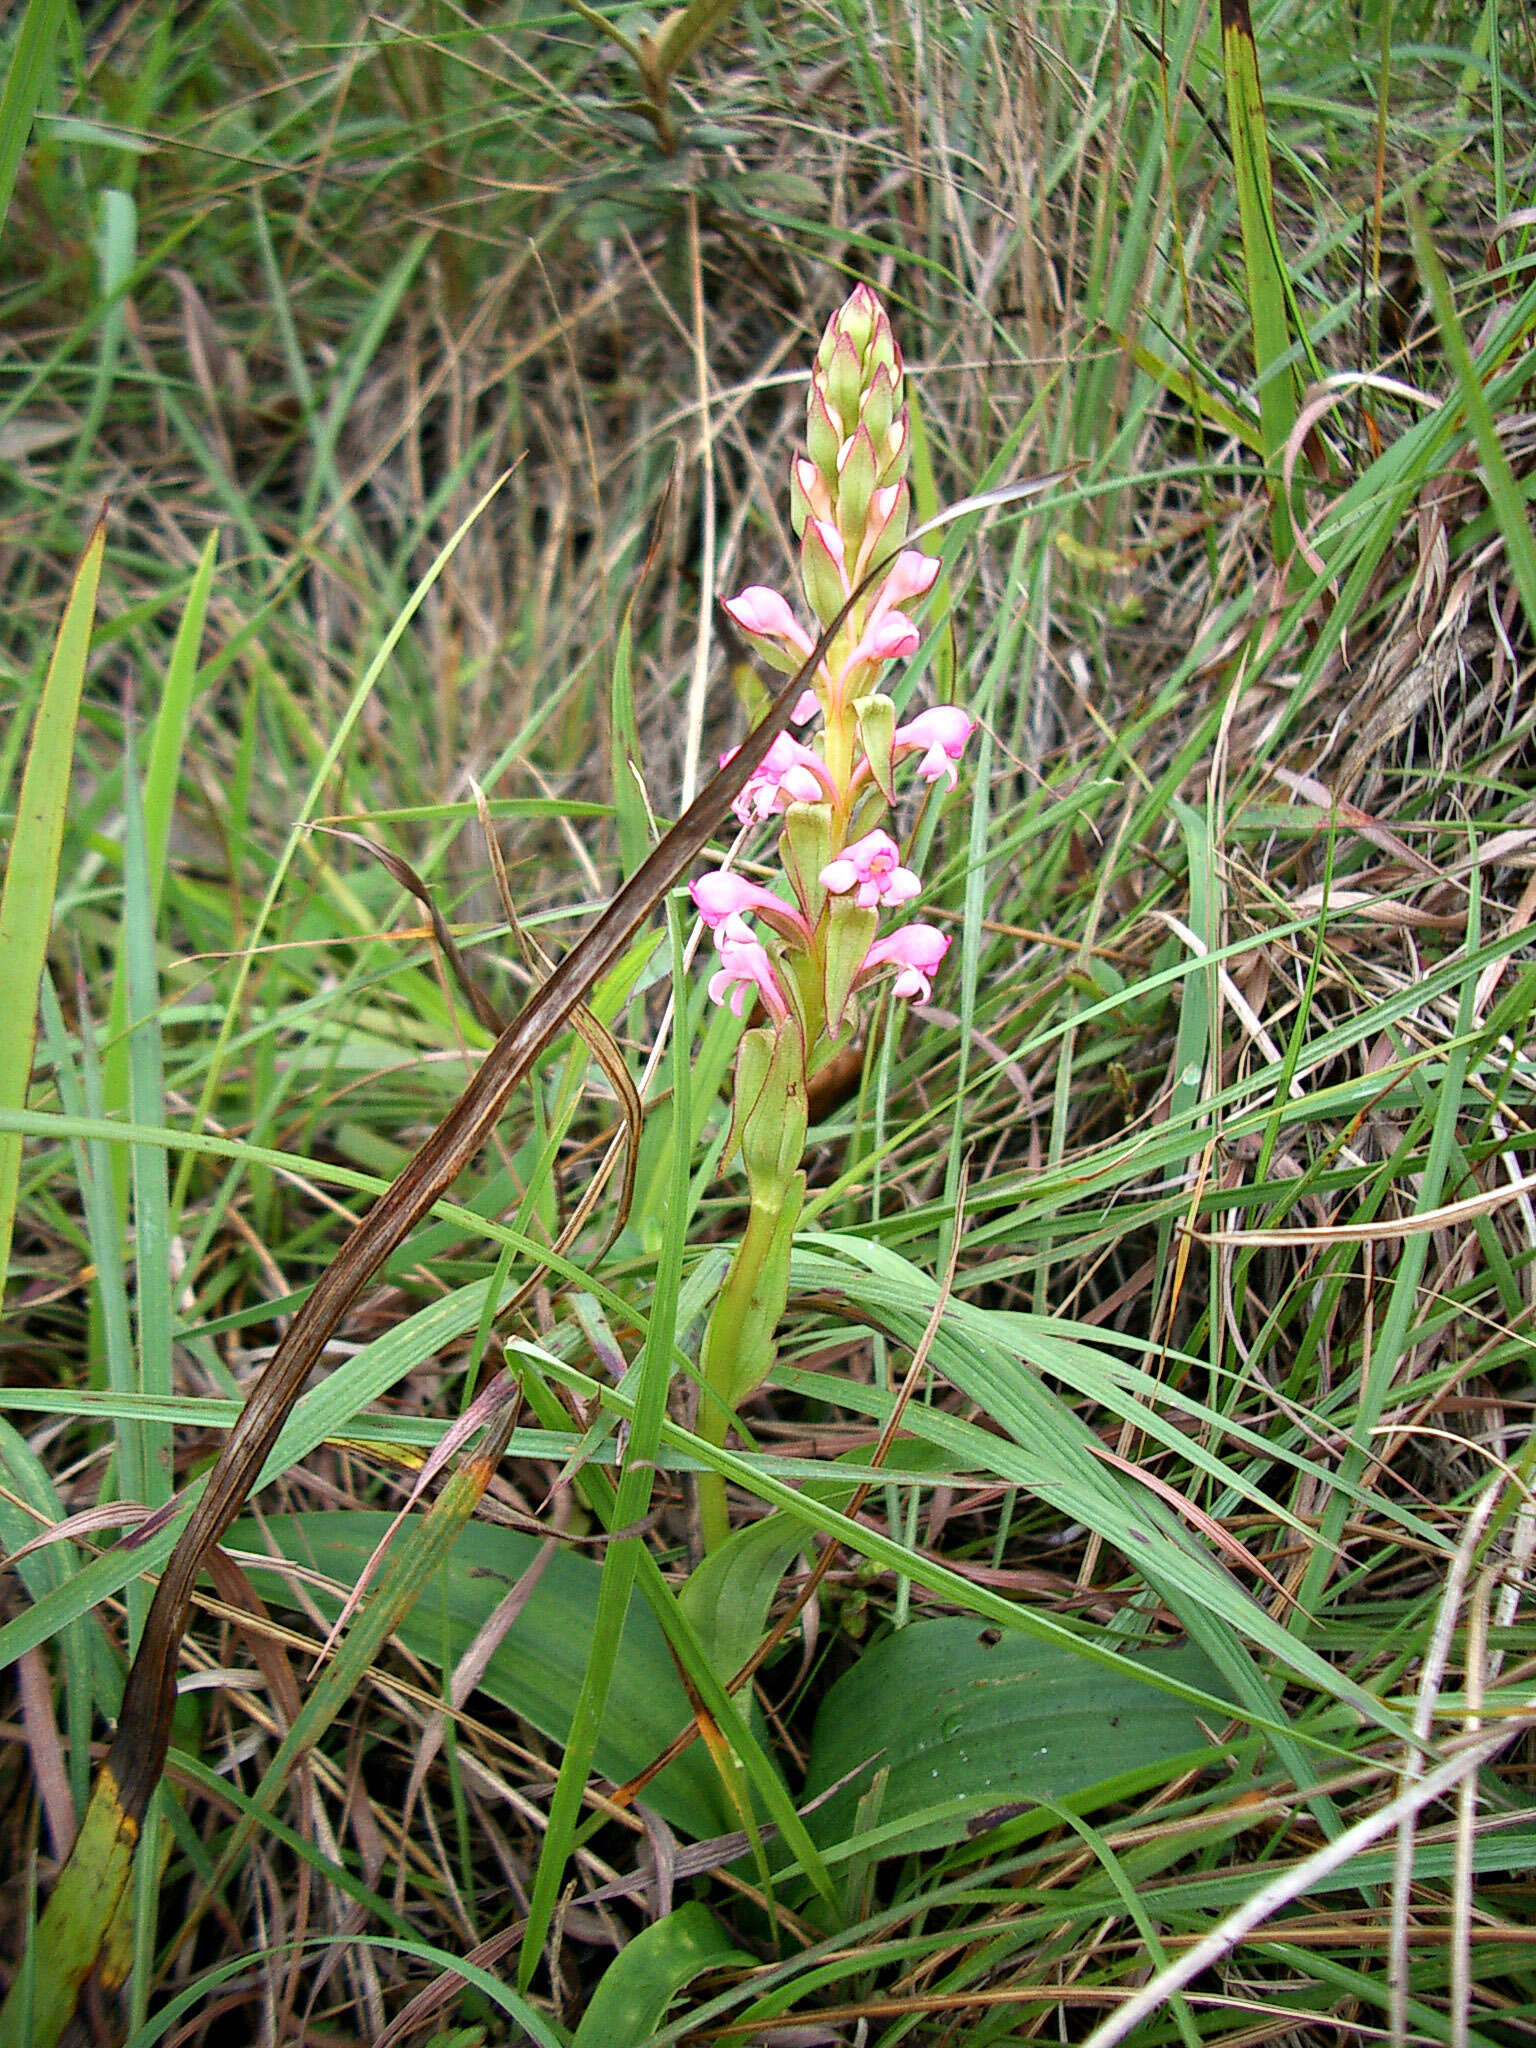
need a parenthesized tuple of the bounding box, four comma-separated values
(822, 333, 863, 444)
(806, 384, 841, 488)
(860, 365, 896, 453)
(834, 424, 878, 567)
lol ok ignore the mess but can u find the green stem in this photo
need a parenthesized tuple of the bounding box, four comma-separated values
(696, 1174, 806, 1551)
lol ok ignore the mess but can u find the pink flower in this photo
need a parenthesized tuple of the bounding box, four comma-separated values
(858, 923, 950, 1003)
(722, 585, 816, 663)
(691, 871, 812, 948)
(892, 705, 976, 791)
(818, 829, 921, 911)
(721, 732, 836, 824)
(792, 689, 821, 725)
(706, 922, 790, 1021)
(838, 610, 921, 683)
(868, 548, 939, 621)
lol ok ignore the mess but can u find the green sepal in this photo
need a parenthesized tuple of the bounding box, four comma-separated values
(823, 896, 878, 1037)
(854, 692, 896, 804)
(835, 425, 877, 566)
(780, 802, 833, 928)
(720, 1022, 772, 1176)
(877, 406, 909, 484)
(861, 365, 896, 453)
(823, 331, 863, 433)
(801, 519, 847, 628)
(807, 384, 841, 487)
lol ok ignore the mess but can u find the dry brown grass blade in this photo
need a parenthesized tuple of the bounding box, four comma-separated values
(314, 826, 510, 1037)
(100, 591, 851, 1837)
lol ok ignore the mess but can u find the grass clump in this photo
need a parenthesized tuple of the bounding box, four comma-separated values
(2, 0, 1534, 2043)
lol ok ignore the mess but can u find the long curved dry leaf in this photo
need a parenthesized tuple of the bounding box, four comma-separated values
(101, 568, 881, 1829)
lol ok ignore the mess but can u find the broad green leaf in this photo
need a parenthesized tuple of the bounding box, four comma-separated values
(803, 1620, 1234, 1856)
(677, 1473, 858, 1680)
(231, 1510, 734, 1840)
(570, 1902, 750, 2048)
(0, 1761, 136, 2048)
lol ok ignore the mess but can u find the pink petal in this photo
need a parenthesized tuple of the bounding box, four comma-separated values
(878, 549, 940, 608)
(723, 585, 815, 657)
(810, 518, 846, 570)
(846, 612, 920, 670)
(725, 733, 836, 824)
(858, 923, 950, 1003)
(691, 872, 779, 927)
(817, 829, 921, 910)
(706, 937, 789, 1021)
(892, 705, 976, 790)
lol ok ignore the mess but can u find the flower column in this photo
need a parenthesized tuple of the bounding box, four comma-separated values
(690, 286, 974, 1550)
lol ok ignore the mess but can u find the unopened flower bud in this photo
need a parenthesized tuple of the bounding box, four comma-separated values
(822, 332, 863, 441)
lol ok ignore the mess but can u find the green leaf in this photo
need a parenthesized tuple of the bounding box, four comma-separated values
(0, 1760, 137, 2048)
(232, 1511, 735, 1840)
(677, 1477, 854, 1681)
(803, 1620, 1234, 1856)
(0, 0, 65, 237)
(0, 516, 105, 1306)
(570, 1902, 750, 2048)
(1221, 0, 1302, 555)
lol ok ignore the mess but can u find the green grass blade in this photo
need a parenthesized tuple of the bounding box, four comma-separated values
(0, 0, 64, 234)
(519, 897, 698, 1979)
(0, 516, 105, 1307)
(1221, 0, 1301, 557)
(1410, 199, 1536, 638)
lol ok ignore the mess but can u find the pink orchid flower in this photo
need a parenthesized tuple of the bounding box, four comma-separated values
(858, 923, 950, 1003)
(720, 732, 836, 823)
(819, 829, 921, 911)
(867, 548, 939, 623)
(691, 871, 813, 949)
(706, 919, 791, 1021)
(722, 585, 816, 664)
(836, 611, 921, 687)
(892, 705, 976, 791)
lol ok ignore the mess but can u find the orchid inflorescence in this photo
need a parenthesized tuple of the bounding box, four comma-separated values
(688, 284, 975, 1547)
(693, 285, 974, 1052)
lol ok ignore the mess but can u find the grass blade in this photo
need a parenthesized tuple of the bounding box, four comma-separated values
(1221, 0, 1302, 556)
(0, 515, 104, 1307)
(0, 0, 64, 235)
